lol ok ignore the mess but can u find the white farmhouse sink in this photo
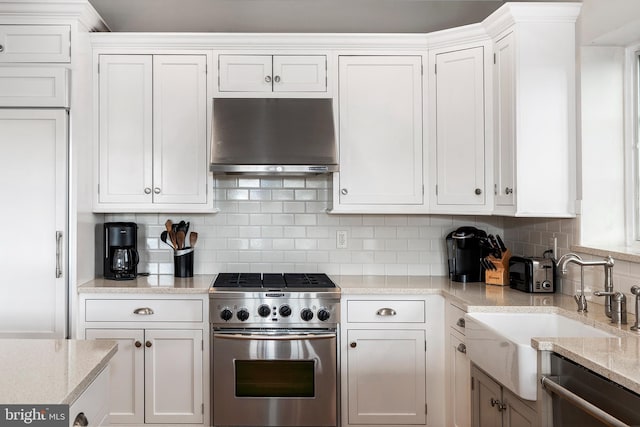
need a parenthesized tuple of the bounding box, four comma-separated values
(464, 312, 614, 401)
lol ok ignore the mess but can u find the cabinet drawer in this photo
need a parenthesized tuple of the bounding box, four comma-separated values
(0, 25, 71, 63)
(85, 299, 203, 322)
(0, 67, 67, 107)
(347, 300, 425, 323)
(447, 302, 467, 335)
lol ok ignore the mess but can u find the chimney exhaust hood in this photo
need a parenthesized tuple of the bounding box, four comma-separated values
(210, 98, 338, 175)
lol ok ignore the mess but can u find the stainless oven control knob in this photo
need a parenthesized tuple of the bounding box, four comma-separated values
(220, 308, 233, 321)
(237, 308, 250, 321)
(279, 304, 292, 317)
(300, 308, 314, 321)
(258, 304, 271, 317)
(317, 308, 331, 322)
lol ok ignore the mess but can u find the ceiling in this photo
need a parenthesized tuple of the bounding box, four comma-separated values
(86, 0, 563, 33)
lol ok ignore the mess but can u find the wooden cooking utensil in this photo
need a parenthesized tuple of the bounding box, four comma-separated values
(176, 230, 186, 250)
(189, 232, 198, 248)
(165, 219, 173, 233)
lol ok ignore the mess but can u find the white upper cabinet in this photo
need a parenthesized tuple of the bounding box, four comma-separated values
(95, 54, 212, 212)
(430, 44, 491, 213)
(0, 25, 70, 63)
(218, 54, 327, 93)
(485, 3, 581, 217)
(332, 55, 426, 213)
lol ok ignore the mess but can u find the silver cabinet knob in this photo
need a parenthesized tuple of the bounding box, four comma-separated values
(0, 44, 4, 53)
(144, 187, 151, 194)
(457, 343, 467, 354)
(475, 188, 482, 195)
(505, 187, 513, 195)
(153, 187, 161, 194)
(133, 307, 154, 315)
(341, 188, 348, 195)
(265, 75, 272, 83)
(274, 75, 281, 83)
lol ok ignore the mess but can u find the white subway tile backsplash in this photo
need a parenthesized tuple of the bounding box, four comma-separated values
(107, 176, 513, 276)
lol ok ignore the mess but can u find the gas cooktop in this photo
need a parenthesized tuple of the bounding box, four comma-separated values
(213, 273, 336, 289)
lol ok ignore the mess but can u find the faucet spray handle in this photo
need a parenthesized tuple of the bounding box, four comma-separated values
(631, 286, 640, 332)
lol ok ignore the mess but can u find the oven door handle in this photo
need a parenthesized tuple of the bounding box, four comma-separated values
(541, 376, 631, 427)
(214, 332, 335, 341)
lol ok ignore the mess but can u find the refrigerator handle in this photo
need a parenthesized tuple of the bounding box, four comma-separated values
(56, 231, 63, 278)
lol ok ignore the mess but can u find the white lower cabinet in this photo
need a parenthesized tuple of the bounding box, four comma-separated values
(68, 366, 110, 427)
(471, 364, 537, 427)
(80, 296, 207, 426)
(341, 296, 446, 427)
(347, 329, 426, 425)
(446, 302, 470, 427)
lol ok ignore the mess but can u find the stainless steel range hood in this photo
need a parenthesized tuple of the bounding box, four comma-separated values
(210, 98, 338, 174)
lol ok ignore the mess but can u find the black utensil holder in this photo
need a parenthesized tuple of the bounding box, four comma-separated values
(174, 248, 194, 277)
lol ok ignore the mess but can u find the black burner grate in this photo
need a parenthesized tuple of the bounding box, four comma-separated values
(213, 273, 336, 289)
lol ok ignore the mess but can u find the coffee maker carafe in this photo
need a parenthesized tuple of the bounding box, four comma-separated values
(446, 226, 487, 283)
(104, 222, 139, 280)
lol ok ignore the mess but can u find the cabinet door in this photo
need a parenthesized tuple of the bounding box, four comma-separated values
(472, 365, 503, 427)
(145, 329, 204, 424)
(347, 329, 426, 425)
(435, 47, 485, 206)
(98, 55, 153, 204)
(0, 25, 70, 63)
(0, 109, 66, 338)
(503, 389, 537, 427)
(450, 332, 471, 427)
(218, 54, 272, 92)
(85, 329, 145, 424)
(493, 32, 516, 209)
(273, 55, 326, 92)
(152, 55, 208, 204)
(338, 56, 423, 205)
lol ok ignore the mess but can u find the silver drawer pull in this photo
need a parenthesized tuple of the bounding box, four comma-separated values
(457, 343, 467, 354)
(133, 307, 154, 315)
(376, 308, 397, 316)
(456, 318, 466, 328)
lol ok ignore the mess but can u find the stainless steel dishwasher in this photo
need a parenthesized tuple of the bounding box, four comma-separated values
(541, 353, 640, 427)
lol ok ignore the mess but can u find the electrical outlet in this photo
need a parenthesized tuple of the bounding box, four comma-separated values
(337, 230, 348, 249)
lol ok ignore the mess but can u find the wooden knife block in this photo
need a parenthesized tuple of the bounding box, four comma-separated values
(485, 249, 511, 286)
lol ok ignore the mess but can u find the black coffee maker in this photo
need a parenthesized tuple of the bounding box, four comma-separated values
(446, 226, 487, 283)
(103, 222, 139, 280)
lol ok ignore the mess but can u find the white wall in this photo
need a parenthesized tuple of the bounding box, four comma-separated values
(579, 46, 626, 246)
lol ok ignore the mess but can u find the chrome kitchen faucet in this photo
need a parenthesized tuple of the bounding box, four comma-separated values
(556, 254, 625, 323)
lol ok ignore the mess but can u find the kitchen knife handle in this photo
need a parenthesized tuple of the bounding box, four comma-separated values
(56, 231, 63, 278)
(496, 234, 507, 252)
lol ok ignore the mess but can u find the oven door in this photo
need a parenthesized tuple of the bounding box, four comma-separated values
(212, 329, 337, 427)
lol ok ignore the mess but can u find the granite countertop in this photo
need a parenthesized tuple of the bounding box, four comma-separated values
(78, 275, 215, 294)
(0, 339, 117, 405)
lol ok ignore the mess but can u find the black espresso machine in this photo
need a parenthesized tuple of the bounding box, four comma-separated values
(446, 226, 488, 282)
(102, 222, 139, 280)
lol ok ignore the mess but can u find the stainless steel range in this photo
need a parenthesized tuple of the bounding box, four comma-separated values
(209, 273, 340, 427)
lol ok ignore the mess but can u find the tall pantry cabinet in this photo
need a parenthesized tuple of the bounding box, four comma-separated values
(0, 3, 107, 338)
